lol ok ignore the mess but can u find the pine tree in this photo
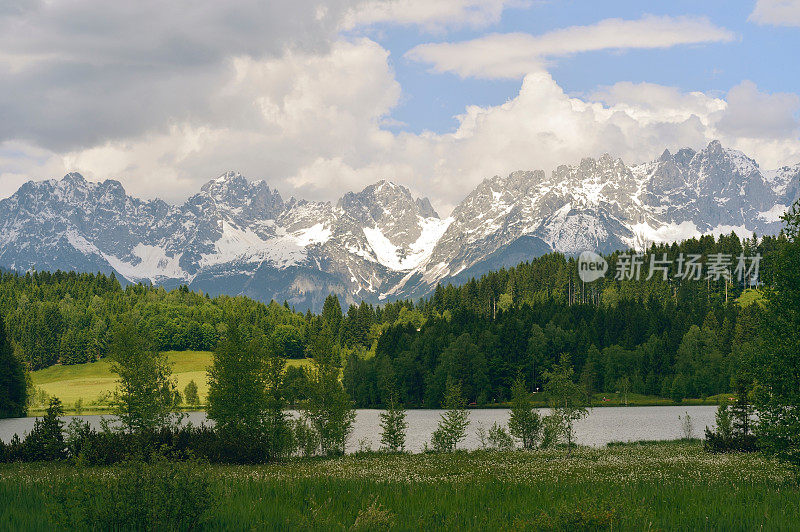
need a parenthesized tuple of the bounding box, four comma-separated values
(754, 202, 800, 468)
(0, 315, 27, 418)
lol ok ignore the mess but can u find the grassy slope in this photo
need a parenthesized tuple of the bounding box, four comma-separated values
(30, 351, 311, 410)
(0, 441, 797, 530)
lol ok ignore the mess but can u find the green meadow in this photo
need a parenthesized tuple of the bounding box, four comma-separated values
(0, 441, 796, 530)
(29, 352, 311, 412)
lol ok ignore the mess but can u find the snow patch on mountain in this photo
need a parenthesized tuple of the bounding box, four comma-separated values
(758, 204, 788, 223)
(291, 223, 332, 247)
(65, 230, 101, 256)
(105, 244, 186, 282)
(627, 221, 699, 248)
(362, 216, 451, 271)
(709, 224, 753, 239)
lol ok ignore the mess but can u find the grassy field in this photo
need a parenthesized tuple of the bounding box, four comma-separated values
(0, 441, 796, 530)
(30, 351, 311, 412)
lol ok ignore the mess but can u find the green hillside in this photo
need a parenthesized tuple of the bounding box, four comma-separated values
(30, 351, 311, 412)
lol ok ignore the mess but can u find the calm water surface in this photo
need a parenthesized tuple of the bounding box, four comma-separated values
(0, 406, 717, 453)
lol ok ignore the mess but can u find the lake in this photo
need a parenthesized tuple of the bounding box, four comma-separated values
(0, 405, 717, 453)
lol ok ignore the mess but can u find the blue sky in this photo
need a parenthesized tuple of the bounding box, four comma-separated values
(1, 0, 799, 212)
(369, 1, 799, 134)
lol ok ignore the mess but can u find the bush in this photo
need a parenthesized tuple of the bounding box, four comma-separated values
(183, 380, 200, 406)
(507, 375, 541, 449)
(22, 398, 67, 461)
(540, 414, 563, 449)
(487, 422, 514, 451)
(704, 393, 758, 454)
(51, 460, 215, 530)
(431, 379, 470, 453)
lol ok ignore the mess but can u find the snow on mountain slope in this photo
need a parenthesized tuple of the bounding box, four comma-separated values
(1, 140, 798, 309)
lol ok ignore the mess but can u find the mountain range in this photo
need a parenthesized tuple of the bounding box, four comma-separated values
(1, 140, 797, 310)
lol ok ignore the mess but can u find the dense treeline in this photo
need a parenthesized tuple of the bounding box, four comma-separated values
(0, 270, 414, 370)
(0, 229, 788, 417)
(343, 232, 782, 407)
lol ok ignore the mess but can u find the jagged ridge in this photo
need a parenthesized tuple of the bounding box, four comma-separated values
(0, 141, 797, 310)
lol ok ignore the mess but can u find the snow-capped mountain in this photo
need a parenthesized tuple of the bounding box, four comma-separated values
(1, 141, 797, 309)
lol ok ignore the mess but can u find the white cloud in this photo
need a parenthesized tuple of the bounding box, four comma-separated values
(715, 81, 800, 140)
(750, 0, 800, 26)
(0, 0, 363, 150)
(4, 54, 800, 216)
(343, 0, 527, 33)
(54, 38, 404, 203)
(1, 3, 799, 218)
(406, 15, 736, 79)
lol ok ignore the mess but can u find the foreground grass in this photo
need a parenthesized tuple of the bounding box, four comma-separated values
(30, 352, 311, 413)
(0, 441, 796, 530)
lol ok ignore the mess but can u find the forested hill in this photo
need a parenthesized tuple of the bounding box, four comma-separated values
(0, 229, 787, 407)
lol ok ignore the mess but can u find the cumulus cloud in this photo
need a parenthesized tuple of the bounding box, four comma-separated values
(750, 0, 800, 26)
(715, 81, 800, 140)
(4, 47, 800, 215)
(406, 15, 736, 79)
(0, 0, 362, 151)
(55, 38, 402, 203)
(1, 2, 800, 218)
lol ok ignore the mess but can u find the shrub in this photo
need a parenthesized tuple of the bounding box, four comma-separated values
(508, 375, 541, 449)
(379, 398, 407, 453)
(540, 414, 564, 448)
(431, 378, 469, 453)
(51, 460, 215, 530)
(704, 394, 758, 453)
(487, 422, 514, 451)
(22, 398, 67, 461)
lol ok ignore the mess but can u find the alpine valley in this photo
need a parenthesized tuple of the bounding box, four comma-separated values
(1, 140, 798, 310)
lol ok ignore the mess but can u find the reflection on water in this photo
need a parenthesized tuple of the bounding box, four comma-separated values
(0, 405, 717, 453)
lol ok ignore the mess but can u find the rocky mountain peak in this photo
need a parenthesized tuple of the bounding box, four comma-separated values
(1, 143, 797, 310)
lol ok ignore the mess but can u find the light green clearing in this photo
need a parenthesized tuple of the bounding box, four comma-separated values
(30, 351, 311, 410)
